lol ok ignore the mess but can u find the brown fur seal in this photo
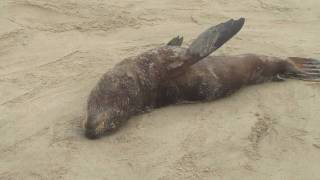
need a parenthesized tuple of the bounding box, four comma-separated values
(84, 18, 245, 139)
(156, 52, 320, 107)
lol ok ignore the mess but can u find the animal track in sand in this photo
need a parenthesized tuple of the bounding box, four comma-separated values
(245, 113, 277, 159)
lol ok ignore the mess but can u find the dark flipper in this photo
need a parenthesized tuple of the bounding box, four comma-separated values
(167, 36, 184, 46)
(285, 57, 320, 82)
(188, 17, 245, 59)
(165, 18, 245, 78)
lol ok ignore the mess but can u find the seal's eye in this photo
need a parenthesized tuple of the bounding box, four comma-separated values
(96, 112, 108, 128)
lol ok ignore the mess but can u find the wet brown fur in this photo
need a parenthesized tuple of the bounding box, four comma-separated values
(85, 50, 319, 139)
(85, 47, 196, 138)
(156, 54, 304, 106)
(84, 13, 320, 139)
(84, 18, 246, 139)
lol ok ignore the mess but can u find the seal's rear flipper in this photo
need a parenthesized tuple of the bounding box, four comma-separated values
(167, 36, 184, 46)
(285, 57, 320, 82)
(188, 18, 245, 60)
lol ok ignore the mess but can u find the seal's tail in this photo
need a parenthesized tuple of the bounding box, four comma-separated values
(285, 57, 320, 82)
(188, 18, 245, 60)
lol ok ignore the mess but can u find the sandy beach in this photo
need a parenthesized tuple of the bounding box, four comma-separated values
(1, 0, 320, 179)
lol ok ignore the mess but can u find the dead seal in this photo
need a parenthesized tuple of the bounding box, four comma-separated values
(84, 18, 245, 139)
(156, 39, 320, 106)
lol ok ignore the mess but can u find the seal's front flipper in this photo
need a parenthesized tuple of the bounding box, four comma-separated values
(165, 18, 245, 78)
(167, 36, 184, 46)
(188, 18, 245, 59)
(285, 57, 320, 82)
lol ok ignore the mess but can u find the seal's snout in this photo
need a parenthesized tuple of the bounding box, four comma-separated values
(85, 129, 100, 139)
(84, 112, 108, 139)
(84, 121, 99, 139)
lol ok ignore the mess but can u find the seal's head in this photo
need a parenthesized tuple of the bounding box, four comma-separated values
(84, 111, 119, 139)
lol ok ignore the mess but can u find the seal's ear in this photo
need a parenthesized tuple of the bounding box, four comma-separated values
(167, 36, 184, 46)
(188, 18, 245, 59)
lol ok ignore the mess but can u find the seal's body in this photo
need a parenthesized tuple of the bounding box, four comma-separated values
(156, 54, 320, 106)
(86, 47, 193, 138)
(85, 18, 245, 139)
